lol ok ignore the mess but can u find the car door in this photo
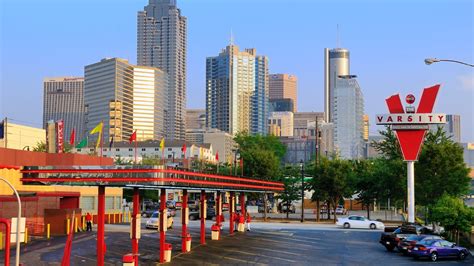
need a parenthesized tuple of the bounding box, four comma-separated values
(347, 216, 357, 228)
(438, 240, 453, 257)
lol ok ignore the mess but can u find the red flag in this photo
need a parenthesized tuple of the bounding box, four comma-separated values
(240, 158, 243, 168)
(129, 131, 137, 144)
(69, 129, 75, 145)
(215, 151, 219, 161)
(181, 143, 187, 153)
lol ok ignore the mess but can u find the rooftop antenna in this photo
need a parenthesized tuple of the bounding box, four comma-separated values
(336, 24, 340, 48)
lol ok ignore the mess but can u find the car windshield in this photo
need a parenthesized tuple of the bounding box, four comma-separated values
(406, 235, 423, 241)
(151, 212, 159, 218)
(418, 239, 437, 246)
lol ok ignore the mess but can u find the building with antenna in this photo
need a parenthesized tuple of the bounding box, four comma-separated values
(324, 48, 350, 123)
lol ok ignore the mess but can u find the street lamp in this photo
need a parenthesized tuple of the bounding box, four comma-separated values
(300, 160, 304, 223)
(0, 177, 21, 266)
(424, 58, 474, 67)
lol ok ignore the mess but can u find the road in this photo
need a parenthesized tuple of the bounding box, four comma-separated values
(7, 216, 471, 265)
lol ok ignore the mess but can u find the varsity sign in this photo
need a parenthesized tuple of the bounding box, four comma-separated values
(375, 84, 445, 161)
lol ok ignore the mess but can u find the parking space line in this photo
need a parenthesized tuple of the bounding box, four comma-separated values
(206, 245, 296, 263)
(250, 246, 302, 256)
(204, 251, 263, 264)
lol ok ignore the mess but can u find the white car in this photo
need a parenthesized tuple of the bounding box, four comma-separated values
(145, 211, 174, 229)
(336, 215, 384, 230)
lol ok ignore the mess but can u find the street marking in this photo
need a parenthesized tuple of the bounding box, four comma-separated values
(205, 251, 262, 264)
(206, 245, 296, 263)
(250, 246, 301, 256)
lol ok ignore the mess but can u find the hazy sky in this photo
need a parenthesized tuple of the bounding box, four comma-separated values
(1, 0, 473, 141)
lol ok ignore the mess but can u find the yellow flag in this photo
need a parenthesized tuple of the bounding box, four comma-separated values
(89, 122, 103, 148)
(160, 137, 165, 150)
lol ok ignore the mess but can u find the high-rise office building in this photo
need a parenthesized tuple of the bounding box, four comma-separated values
(324, 48, 350, 122)
(206, 44, 269, 135)
(269, 98, 294, 113)
(363, 114, 369, 142)
(138, 0, 187, 140)
(429, 114, 461, 143)
(43, 77, 85, 141)
(269, 74, 297, 112)
(268, 112, 294, 137)
(333, 76, 364, 159)
(186, 109, 206, 130)
(84, 58, 167, 143)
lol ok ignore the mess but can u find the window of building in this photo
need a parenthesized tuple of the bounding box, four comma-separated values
(77, 149, 81, 152)
(168, 148, 172, 151)
(80, 196, 95, 211)
(106, 196, 114, 210)
(116, 148, 120, 151)
(129, 148, 133, 151)
(141, 148, 146, 151)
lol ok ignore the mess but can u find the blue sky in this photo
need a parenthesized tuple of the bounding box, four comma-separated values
(1, 0, 473, 141)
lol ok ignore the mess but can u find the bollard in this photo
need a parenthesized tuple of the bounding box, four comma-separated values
(108, 213, 111, 224)
(211, 224, 220, 240)
(0, 231, 3, 250)
(82, 216, 86, 230)
(113, 213, 116, 224)
(122, 254, 135, 266)
(164, 243, 172, 262)
(66, 218, 70, 234)
(24, 227, 28, 244)
(47, 224, 51, 239)
(185, 234, 192, 252)
(75, 217, 78, 233)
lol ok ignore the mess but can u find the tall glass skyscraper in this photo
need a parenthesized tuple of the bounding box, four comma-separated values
(206, 44, 269, 135)
(43, 77, 85, 141)
(333, 76, 364, 159)
(84, 58, 167, 143)
(324, 48, 350, 123)
(137, 0, 187, 140)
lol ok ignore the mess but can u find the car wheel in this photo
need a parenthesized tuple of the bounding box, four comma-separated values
(343, 222, 350, 229)
(370, 223, 376, 229)
(430, 252, 438, 262)
(459, 251, 466, 260)
(385, 245, 395, 252)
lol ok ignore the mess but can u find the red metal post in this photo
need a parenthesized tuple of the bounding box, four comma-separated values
(200, 190, 206, 245)
(159, 188, 166, 263)
(229, 192, 234, 235)
(240, 192, 246, 218)
(0, 218, 11, 266)
(97, 185, 105, 266)
(132, 188, 139, 265)
(181, 189, 188, 252)
(216, 191, 221, 226)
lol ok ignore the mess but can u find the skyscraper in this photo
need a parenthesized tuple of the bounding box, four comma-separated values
(269, 74, 297, 112)
(429, 114, 461, 143)
(333, 76, 364, 159)
(324, 48, 350, 122)
(206, 44, 269, 135)
(363, 114, 369, 142)
(43, 77, 85, 141)
(138, 0, 187, 140)
(84, 58, 167, 143)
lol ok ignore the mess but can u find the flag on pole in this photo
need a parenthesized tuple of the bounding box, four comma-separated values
(89, 122, 103, 148)
(129, 131, 137, 144)
(160, 137, 165, 150)
(69, 129, 75, 145)
(109, 135, 114, 149)
(181, 143, 186, 154)
(75, 137, 87, 149)
(215, 151, 219, 161)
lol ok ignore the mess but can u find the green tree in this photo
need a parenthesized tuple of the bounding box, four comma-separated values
(311, 157, 355, 223)
(431, 194, 474, 244)
(276, 166, 301, 219)
(416, 128, 470, 206)
(32, 141, 46, 152)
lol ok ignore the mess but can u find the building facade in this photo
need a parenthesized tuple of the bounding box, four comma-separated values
(84, 58, 167, 143)
(43, 77, 85, 140)
(186, 109, 206, 130)
(429, 114, 461, 143)
(268, 112, 294, 137)
(363, 114, 369, 142)
(333, 76, 364, 159)
(324, 48, 350, 122)
(206, 44, 269, 135)
(293, 112, 325, 137)
(269, 98, 294, 113)
(137, 0, 187, 140)
(269, 74, 297, 112)
(0, 119, 46, 150)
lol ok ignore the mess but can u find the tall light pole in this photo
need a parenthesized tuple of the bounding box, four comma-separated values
(0, 177, 21, 266)
(424, 58, 474, 67)
(300, 160, 304, 223)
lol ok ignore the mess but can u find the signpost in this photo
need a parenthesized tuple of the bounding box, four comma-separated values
(376, 84, 445, 223)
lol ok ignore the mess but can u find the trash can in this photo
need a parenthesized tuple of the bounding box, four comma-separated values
(211, 224, 220, 240)
(164, 243, 172, 262)
(185, 233, 192, 252)
(122, 254, 134, 266)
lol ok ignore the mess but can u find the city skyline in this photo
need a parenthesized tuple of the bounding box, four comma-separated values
(1, 0, 473, 141)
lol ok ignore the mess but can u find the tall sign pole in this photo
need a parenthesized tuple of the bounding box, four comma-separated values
(376, 84, 445, 223)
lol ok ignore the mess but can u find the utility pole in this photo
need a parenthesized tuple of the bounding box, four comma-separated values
(300, 160, 304, 223)
(315, 116, 320, 222)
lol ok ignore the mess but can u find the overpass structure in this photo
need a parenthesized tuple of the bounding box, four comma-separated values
(21, 167, 284, 265)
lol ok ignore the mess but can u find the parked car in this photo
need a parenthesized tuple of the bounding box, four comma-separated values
(319, 205, 346, 215)
(145, 211, 174, 229)
(189, 206, 216, 220)
(407, 239, 469, 261)
(380, 223, 435, 251)
(280, 203, 296, 213)
(336, 215, 385, 230)
(397, 235, 443, 254)
(141, 209, 155, 218)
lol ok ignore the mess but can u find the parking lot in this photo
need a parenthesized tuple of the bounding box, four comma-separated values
(9, 218, 472, 265)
